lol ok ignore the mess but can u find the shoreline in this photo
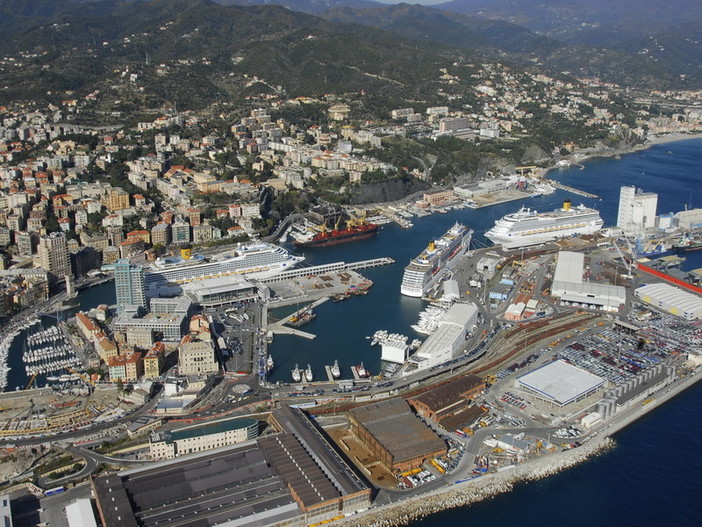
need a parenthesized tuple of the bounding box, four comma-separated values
(332, 367, 702, 527)
(548, 132, 702, 178)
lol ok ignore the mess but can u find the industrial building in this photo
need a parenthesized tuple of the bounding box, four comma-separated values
(94, 405, 371, 527)
(517, 359, 606, 408)
(617, 185, 658, 232)
(408, 302, 479, 371)
(348, 398, 447, 473)
(265, 405, 372, 524)
(674, 207, 702, 230)
(407, 375, 485, 420)
(634, 283, 702, 320)
(149, 417, 259, 459)
(551, 251, 626, 311)
(65, 499, 98, 527)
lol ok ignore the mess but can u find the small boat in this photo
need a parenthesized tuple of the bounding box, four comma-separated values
(292, 364, 301, 383)
(331, 360, 341, 379)
(304, 364, 313, 383)
(357, 362, 368, 378)
(266, 355, 274, 371)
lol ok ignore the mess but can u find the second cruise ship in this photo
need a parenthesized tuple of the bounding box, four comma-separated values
(400, 222, 473, 298)
(145, 242, 304, 297)
(485, 200, 603, 249)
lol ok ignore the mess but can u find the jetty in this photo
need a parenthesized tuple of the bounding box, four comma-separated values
(550, 181, 599, 198)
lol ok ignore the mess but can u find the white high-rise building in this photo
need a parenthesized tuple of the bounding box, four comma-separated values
(37, 232, 71, 283)
(617, 186, 658, 232)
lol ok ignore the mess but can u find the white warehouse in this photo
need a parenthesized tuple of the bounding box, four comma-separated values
(551, 251, 626, 312)
(634, 283, 702, 320)
(407, 302, 479, 373)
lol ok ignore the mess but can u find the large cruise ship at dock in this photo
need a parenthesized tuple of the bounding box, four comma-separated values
(400, 222, 472, 298)
(485, 200, 603, 250)
(145, 242, 304, 296)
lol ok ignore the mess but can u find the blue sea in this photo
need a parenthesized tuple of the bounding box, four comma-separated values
(4, 138, 702, 524)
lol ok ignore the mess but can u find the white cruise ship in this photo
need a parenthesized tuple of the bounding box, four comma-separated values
(400, 223, 473, 298)
(145, 242, 304, 296)
(485, 200, 603, 250)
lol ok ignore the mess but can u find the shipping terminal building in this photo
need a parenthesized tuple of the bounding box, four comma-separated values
(92, 406, 371, 527)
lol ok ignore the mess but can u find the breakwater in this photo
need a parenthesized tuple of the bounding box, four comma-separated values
(336, 438, 615, 527)
(336, 367, 702, 527)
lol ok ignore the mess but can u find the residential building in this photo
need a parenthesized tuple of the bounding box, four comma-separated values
(172, 218, 191, 244)
(37, 231, 71, 283)
(179, 330, 218, 376)
(15, 231, 36, 257)
(107, 351, 143, 382)
(151, 222, 171, 246)
(143, 342, 165, 379)
(114, 259, 147, 314)
(107, 188, 130, 211)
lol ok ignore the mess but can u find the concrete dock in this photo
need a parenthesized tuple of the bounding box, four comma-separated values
(270, 326, 316, 339)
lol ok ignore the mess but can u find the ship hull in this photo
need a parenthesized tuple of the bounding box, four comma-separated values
(487, 225, 602, 250)
(294, 225, 379, 248)
(674, 243, 702, 252)
(486, 208, 603, 250)
(400, 223, 472, 297)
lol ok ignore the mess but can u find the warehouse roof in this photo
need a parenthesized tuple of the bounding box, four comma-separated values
(94, 443, 300, 527)
(635, 283, 702, 319)
(554, 251, 584, 284)
(408, 375, 484, 414)
(350, 399, 446, 465)
(442, 302, 479, 328)
(259, 434, 341, 509)
(272, 405, 368, 496)
(518, 360, 605, 406)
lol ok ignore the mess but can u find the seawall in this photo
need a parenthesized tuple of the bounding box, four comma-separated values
(334, 367, 702, 527)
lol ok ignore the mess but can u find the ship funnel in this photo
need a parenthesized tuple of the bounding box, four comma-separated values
(563, 199, 571, 211)
(428, 241, 436, 252)
(180, 244, 192, 260)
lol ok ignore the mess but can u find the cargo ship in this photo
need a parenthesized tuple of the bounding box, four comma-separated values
(485, 200, 603, 250)
(400, 222, 473, 297)
(672, 233, 702, 252)
(293, 216, 379, 248)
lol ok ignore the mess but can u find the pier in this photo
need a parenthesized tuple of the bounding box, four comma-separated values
(259, 257, 394, 284)
(267, 298, 328, 339)
(550, 181, 599, 198)
(269, 326, 316, 339)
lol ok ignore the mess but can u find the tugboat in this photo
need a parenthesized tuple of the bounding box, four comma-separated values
(304, 364, 313, 382)
(357, 362, 369, 378)
(288, 306, 316, 327)
(331, 360, 341, 379)
(292, 364, 301, 383)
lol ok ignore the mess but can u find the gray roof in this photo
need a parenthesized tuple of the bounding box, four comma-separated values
(518, 360, 605, 406)
(350, 399, 446, 465)
(272, 405, 368, 496)
(94, 443, 300, 527)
